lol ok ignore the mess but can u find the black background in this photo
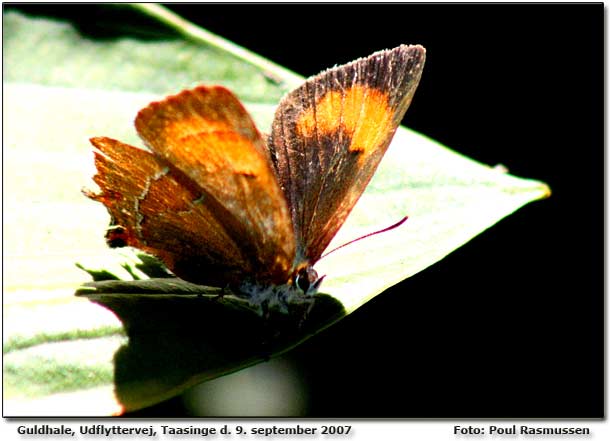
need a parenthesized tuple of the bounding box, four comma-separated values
(163, 3, 603, 418)
(7, 3, 603, 418)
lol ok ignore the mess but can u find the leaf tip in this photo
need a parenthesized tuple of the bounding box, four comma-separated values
(538, 182, 552, 200)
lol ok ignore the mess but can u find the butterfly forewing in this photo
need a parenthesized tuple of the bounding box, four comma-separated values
(268, 45, 425, 264)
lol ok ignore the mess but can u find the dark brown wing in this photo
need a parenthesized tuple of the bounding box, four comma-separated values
(87, 86, 295, 286)
(268, 45, 426, 263)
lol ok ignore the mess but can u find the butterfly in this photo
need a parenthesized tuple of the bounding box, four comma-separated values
(85, 45, 425, 316)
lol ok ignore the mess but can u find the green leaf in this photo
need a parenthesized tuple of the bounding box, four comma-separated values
(3, 6, 550, 415)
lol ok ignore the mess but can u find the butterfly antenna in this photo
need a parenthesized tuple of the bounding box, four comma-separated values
(320, 216, 408, 260)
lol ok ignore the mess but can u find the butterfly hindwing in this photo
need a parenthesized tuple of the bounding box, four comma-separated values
(268, 45, 426, 263)
(88, 86, 296, 286)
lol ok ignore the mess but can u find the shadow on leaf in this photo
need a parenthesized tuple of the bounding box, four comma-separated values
(75, 277, 345, 412)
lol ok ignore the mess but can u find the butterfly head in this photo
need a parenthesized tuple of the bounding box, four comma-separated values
(293, 264, 325, 296)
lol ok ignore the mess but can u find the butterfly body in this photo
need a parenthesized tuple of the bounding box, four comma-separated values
(86, 45, 425, 316)
(237, 267, 320, 317)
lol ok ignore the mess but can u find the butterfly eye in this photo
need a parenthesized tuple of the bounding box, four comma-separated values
(295, 266, 319, 294)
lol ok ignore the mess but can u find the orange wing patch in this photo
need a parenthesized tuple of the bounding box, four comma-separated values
(136, 86, 270, 178)
(296, 85, 393, 156)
